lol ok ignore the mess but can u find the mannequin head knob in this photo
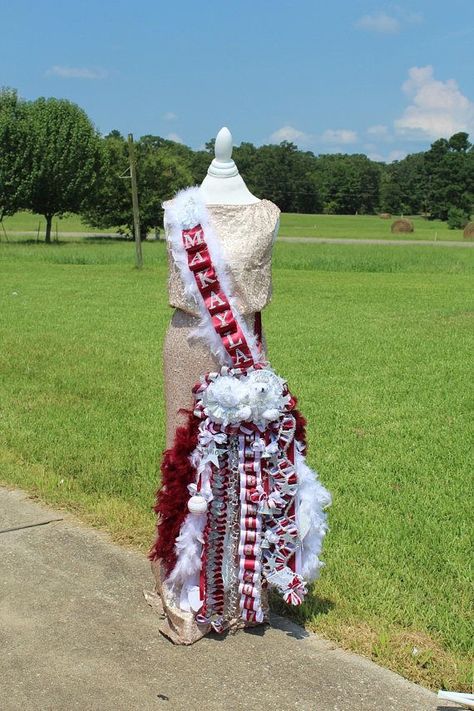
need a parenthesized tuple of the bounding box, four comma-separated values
(215, 127, 233, 162)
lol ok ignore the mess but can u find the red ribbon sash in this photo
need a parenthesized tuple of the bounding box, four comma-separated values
(182, 224, 255, 368)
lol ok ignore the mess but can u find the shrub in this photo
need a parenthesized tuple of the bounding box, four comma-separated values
(447, 207, 470, 230)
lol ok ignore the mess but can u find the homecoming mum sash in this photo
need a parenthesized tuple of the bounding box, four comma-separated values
(156, 186, 331, 632)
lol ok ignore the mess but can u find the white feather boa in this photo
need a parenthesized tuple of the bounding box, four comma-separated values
(294, 442, 332, 581)
(165, 510, 207, 613)
(164, 186, 263, 366)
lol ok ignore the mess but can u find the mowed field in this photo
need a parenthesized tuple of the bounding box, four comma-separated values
(279, 212, 466, 241)
(1, 210, 471, 241)
(0, 234, 472, 691)
(1, 211, 111, 234)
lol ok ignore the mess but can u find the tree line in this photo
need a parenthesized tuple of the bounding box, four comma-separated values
(1, 88, 473, 241)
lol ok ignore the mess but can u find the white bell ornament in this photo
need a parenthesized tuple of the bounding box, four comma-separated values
(188, 494, 208, 514)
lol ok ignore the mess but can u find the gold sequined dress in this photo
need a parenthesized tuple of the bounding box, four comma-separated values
(150, 198, 281, 644)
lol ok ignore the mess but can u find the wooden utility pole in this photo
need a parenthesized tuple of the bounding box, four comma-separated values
(127, 133, 143, 269)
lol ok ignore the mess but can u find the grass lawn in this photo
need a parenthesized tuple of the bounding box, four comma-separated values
(2, 210, 469, 242)
(1, 211, 113, 234)
(279, 212, 467, 241)
(0, 236, 472, 691)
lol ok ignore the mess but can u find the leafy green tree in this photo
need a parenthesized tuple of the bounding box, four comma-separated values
(448, 132, 471, 153)
(0, 88, 31, 220)
(424, 134, 473, 220)
(315, 154, 381, 214)
(379, 134, 472, 220)
(81, 132, 194, 237)
(250, 141, 323, 213)
(25, 97, 101, 242)
(292, 150, 324, 213)
(137, 135, 194, 235)
(380, 153, 427, 215)
(80, 132, 130, 233)
(139, 134, 195, 168)
(250, 142, 294, 211)
(232, 142, 258, 191)
(191, 149, 212, 184)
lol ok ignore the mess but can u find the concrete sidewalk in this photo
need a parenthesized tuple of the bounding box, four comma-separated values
(0, 487, 457, 711)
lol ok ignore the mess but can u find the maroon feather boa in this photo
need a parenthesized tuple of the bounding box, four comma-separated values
(148, 409, 201, 576)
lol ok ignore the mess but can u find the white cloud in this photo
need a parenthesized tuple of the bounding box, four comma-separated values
(355, 7, 423, 34)
(166, 132, 184, 144)
(321, 129, 358, 144)
(163, 111, 177, 121)
(367, 124, 392, 140)
(355, 12, 400, 34)
(270, 125, 312, 144)
(45, 65, 108, 80)
(367, 151, 385, 162)
(387, 149, 407, 162)
(394, 65, 474, 139)
(365, 148, 406, 163)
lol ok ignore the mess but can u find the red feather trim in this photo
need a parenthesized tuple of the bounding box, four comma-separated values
(292, 396, 308, 455)
(148, 409, 200, 576)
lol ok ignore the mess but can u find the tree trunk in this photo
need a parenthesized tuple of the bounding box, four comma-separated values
(45, 214, 53, 243)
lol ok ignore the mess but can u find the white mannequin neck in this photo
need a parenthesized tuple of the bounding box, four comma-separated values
(200, 126, 260, 205)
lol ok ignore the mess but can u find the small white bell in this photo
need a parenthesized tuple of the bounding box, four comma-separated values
(188, 494, 208, 514)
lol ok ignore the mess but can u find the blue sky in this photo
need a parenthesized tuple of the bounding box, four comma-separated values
(1, 0, 473, 162)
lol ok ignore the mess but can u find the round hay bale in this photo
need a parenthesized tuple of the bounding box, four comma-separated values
(463, 221, 474, 239)
(391, 218, 414, 234)
(379, 212, 391, 219)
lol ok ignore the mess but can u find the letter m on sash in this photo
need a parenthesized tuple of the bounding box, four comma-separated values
(183, 227, 204, 251)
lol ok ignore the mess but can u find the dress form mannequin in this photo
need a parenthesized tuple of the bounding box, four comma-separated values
(200, 127, 260, 205)
(160, 128, 280, 450)
(146, 130, 332, 649)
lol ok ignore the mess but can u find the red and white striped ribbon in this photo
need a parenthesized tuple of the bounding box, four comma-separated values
(237, 431, 264, 623)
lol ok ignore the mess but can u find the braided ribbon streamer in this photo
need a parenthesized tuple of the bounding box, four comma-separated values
(194, 419, 229, 631)
(260, 417, 308, 606)
(237, 430, 264, 623)
(198, 459, 229, 630)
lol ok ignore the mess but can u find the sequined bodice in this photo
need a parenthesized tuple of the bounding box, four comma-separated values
(165, 199, 281, 316)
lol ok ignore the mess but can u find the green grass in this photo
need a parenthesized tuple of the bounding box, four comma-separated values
(1, 233, 471, 275)
(1, 211, 113, 234)
(0, 237, 472, 691)
(2, 210, 470, 242)
(279, 212, 467, 241)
